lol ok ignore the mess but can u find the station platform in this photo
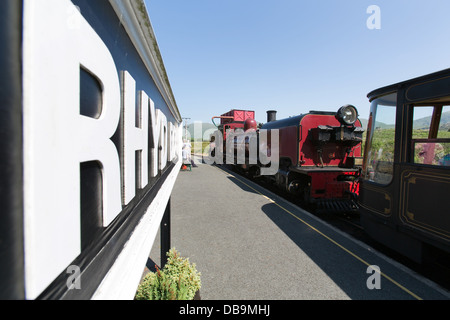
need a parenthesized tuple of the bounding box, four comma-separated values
(149, 156, 450, 300)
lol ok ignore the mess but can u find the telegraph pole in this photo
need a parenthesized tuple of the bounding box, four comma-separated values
(182, 117, 190, 141)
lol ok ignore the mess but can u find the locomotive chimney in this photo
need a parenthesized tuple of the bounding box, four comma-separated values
(267, 110, 277, 123)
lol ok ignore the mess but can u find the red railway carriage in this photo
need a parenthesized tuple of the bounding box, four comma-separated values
(212, 109, 256, 141)
(212, 106, 364, 211)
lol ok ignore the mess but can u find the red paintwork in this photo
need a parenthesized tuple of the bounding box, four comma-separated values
(219, 109, 255, 140)
(214, 109, 363, 202)
(220, 109, 255, 124)
(308, 171, 359, 199)
(278, 126, 298, 164)
(244, 118, 257, 131)
(300, 114, 362, 166)
(222, 123, 244, 141)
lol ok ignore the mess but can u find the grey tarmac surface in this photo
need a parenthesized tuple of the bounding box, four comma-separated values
(147, 157, 450, 300)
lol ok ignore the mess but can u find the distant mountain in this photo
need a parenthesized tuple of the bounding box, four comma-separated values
(359, 111, 450, 131)
(413, 111, 450, 130)
(375, 121, 396, 129)
(355, 118, 394, 130)
(184, 122, 218, 141)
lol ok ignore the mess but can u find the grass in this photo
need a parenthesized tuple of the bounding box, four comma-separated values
(367, 128, 450, 162)
(190, 141, 211, 155)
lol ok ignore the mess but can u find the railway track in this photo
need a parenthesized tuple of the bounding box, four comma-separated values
(218, 164, 450, 292)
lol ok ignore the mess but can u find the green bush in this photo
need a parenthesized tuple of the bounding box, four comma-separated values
(135, 248, 201, 300)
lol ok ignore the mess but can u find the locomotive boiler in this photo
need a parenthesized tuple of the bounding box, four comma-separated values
(211, 106, 364, 211)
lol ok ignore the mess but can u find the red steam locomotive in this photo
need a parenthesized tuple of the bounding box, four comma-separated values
(211, 106, 364, 211)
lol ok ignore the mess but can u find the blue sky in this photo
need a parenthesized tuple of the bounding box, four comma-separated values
(145, 0, 450, 124)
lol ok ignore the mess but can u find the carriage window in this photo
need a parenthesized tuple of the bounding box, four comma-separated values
(412, 105, 450, 166)
(413, 142, 450, 165)
(363, 93, 397, 185)
(412, 106, 434, 139)
(437, 105, 450, 139)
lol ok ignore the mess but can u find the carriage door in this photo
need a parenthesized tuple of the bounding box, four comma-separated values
(399, 102, 450, 245)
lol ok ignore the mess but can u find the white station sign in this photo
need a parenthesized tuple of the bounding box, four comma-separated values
(22, 0, 182, 299)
